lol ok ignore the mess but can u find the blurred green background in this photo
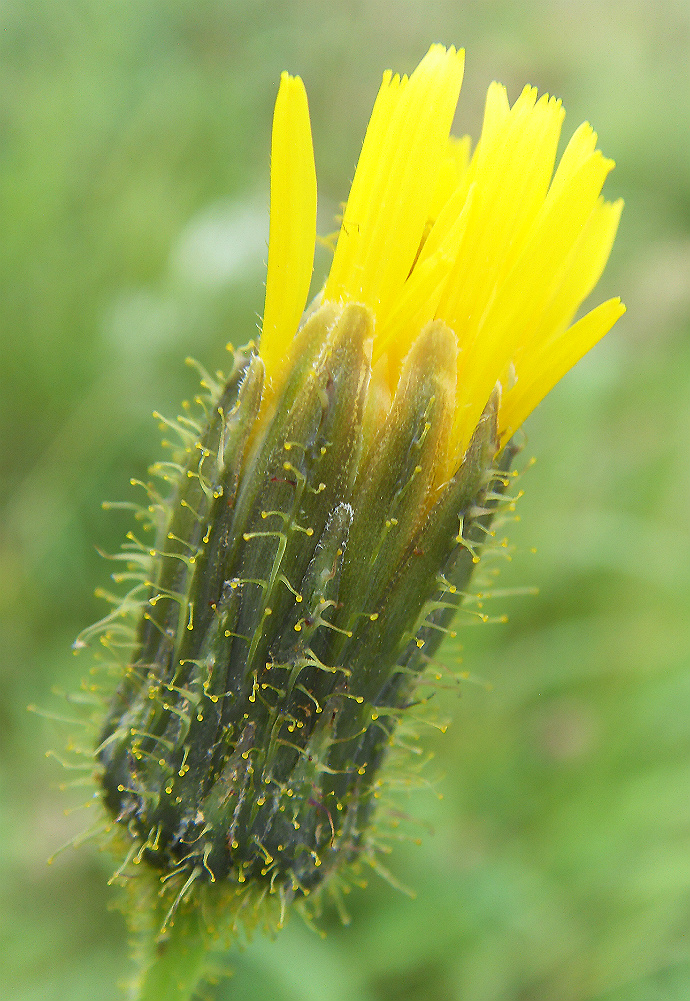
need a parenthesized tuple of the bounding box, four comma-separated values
(2, 1, 689, 999)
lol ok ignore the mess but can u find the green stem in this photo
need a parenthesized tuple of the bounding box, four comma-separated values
(128, 880, 222, 1001)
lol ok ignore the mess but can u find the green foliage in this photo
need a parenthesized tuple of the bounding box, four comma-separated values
(2, 2, 689, 999)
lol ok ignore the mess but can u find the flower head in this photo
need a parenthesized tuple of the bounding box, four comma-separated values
(87, 45, 624, 986)
(262, 44, 623, 477)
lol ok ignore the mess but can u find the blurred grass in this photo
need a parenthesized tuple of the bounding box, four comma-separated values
(1, 1, 689, 999)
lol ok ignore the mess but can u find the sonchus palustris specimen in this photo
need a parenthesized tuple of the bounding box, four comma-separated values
(84, 44, 624, 951)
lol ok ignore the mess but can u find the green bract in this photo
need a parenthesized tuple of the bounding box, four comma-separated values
(95, 303, 516, 918)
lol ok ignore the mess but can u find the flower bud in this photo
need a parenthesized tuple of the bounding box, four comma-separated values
(97, 301, 514, 903)
(73, 45, 624, 992)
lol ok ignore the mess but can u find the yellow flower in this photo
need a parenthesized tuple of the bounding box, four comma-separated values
(260, 44, 624, 480)
(88, 50, 626, 993)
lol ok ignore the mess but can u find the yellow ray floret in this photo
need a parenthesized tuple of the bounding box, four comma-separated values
(260, 72, 317, 385)
(323, 43, 465, 325)
(261, 45, 624, 476)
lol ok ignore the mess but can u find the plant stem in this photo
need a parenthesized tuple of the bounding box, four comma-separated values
(128, 878, 220, 1001)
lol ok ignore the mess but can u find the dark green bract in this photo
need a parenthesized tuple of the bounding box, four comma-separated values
(96, 303, 516, 905)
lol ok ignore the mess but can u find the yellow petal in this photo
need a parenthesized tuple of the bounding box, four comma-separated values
(437, 84, 621, 466)
(428, 135, 472, 221)
(513, 196, 624, 371)
(436, 87, 565, 346)
(260, 51, 625, 477)
(499, 297, 626, 439)
(374, 183, 476, 372)
(324, 44, 465, 334)
(261, 72, 317, 387)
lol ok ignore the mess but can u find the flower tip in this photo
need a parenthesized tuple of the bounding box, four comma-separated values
(537, 91, 564, 117)
(576, 121, 599, 153)
(425, 41, 464, 58)
(277, 70, 307, 104)
(519, 83, 539, 104)
(420, 42, 465, 78)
